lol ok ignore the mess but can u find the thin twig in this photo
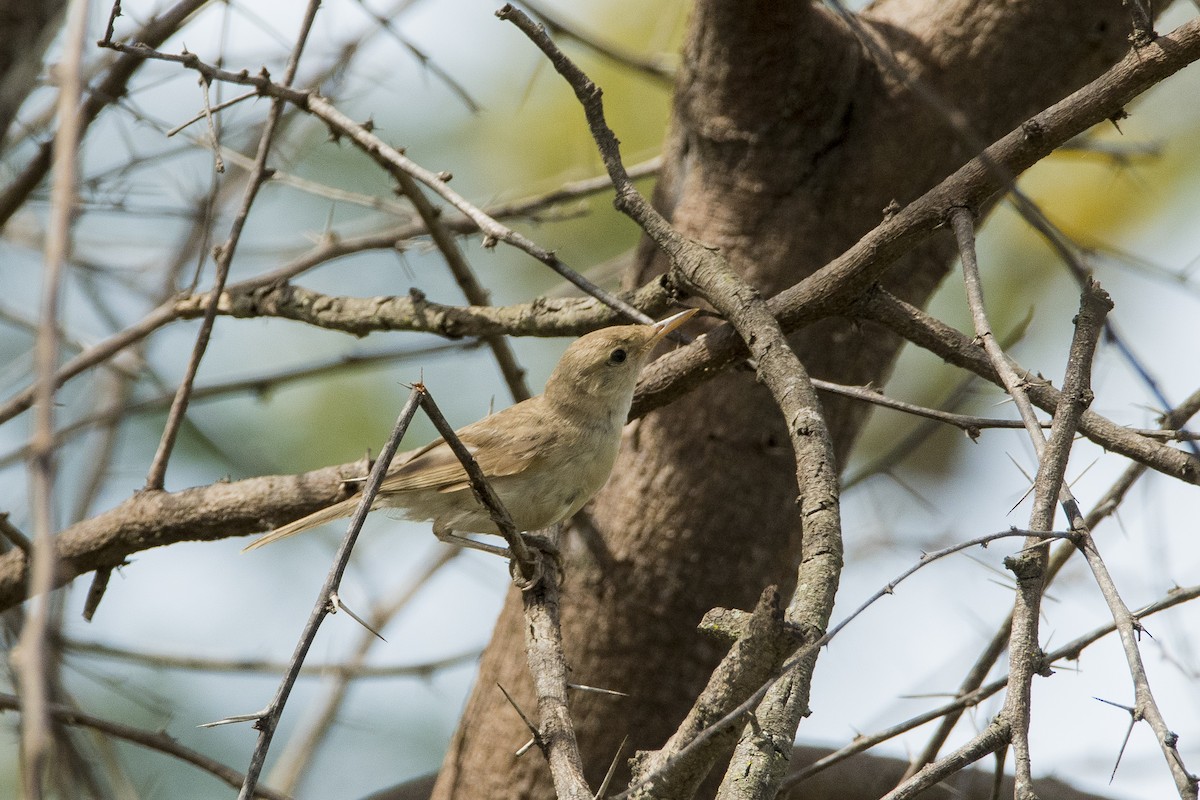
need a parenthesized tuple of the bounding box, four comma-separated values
(235, 385, 425, 800)
(611, 527, 1070, 800)
(64, 634, 476, 678)
(268, 547, 461, 794)
(347, 0, 482, 111)
(0, 513, 32, 555)
(520, 0, 675, 83)
(392, 169, 531, 401)
(0, 0, 211, 228)
(812, 376, 1047, 436)
(784, 582, 1200, 790)
(15, 0, 89, 792)
(143, 0, 321, 491)
(166, 88, 258, 136)
(197, 73, 224, 173)
(0, 692, 292, 800)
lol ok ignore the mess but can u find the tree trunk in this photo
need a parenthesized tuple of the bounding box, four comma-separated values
(431, 3, 1148, 798)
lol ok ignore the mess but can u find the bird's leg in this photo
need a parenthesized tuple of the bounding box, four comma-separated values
(432, 523, 512, 559)
(522, 531, 564, 586)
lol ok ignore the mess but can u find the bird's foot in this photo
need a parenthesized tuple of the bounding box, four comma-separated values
(431, 527, 563, 590)
(510, 533, 563, 591)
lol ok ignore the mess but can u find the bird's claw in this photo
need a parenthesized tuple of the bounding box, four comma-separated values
(510, 533, 563, 591)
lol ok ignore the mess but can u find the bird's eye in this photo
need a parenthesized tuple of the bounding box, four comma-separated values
(609, 348, 628, 365)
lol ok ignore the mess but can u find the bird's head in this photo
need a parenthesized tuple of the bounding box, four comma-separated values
(542, 308, 698, 423)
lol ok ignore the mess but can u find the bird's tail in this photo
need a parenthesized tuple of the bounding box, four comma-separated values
(242, 497, 362, 552)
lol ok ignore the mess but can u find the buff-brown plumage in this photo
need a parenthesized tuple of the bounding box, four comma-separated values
(243, 309, 697, 553)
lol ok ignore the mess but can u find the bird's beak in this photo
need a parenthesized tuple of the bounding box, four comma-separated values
(648, 307, 699, 346)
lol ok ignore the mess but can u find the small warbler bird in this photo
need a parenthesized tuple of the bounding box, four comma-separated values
(243, 308, 697, 555)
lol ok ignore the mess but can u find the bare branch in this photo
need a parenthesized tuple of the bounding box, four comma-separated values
(0, 692, 292, 800)
(496, 8, 842, 796)
(858, 289, 1199, 485)
(173, 281, 670, 339)
(64, 635, 477, 679)
(520, 0, 675, 83)
(0, 0, 212, 227)
(391, 169, 531, 402)
(519, 538, 592, 800)
(786, 582, 1200, 790)
(143, 0, 322, 492)
(236, 384, 425, 799)
(630, 587, 802, 800)
(15, 0, 89, 790)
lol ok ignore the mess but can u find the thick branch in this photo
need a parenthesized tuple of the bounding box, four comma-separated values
(498, 8, 844, 796)
(629, 588, 799, 800)
(519, 553, 592, 800)
(0, 461, 367, 610)
(633, 16, 1200, 414)
(173, 281, 673, 339)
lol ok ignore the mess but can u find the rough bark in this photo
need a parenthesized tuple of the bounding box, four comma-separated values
(429, 2, 1153, 798)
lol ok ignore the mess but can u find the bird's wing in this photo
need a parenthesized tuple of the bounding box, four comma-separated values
(379, 437, 470, 492)
(382, 404, 552, 494)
